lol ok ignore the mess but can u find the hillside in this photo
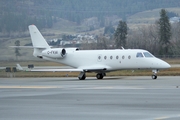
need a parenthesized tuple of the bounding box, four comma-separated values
(128, 7, 180, 29)
(1, 0, 180, 60)
(1, 7, 180, 61)
(0, 0, 180, 33)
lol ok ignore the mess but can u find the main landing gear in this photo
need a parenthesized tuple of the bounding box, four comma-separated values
(152, 69, 158, 79)
(96, 73, 106, 79)
(78, 72, 106, 80)
(78, 72, 86, 80)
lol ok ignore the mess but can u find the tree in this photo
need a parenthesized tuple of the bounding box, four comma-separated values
(114, 21, 127, 48)
(126, 24, 160, 55)
(170, 22, 180, 55)
(14, 40, 21, 60)
(158, 9, 171, 55)
(104, 25, 115, 37)
(96, 36, 108, 49)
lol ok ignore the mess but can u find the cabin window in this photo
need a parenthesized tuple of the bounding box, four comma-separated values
(116, 56, 119, 59)
(122, 55, 125, 59)
(98, 56, 101, 60)
(104, 56, 107, 60)
(128, 55, 131, 59)
(143, 52, 154, 57)
(110, 56, 113, 59)
(136, 52, 143, 58)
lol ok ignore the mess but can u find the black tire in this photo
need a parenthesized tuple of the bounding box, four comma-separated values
(96, 73, 103, 79)
(79, 74, 86, 80)
(152, 75, 157, 79)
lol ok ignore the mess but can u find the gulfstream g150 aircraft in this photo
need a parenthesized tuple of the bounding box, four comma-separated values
(16, 25, 171, 80)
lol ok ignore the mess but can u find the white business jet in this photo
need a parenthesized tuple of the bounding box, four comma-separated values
(16, 25, 171, 80)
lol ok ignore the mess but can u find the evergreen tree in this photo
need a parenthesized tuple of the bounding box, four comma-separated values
(14, 40, 21, 60)
(104, 25, 115, 36)
(114, 21, 127, 48)
(158, 9, 171, 55)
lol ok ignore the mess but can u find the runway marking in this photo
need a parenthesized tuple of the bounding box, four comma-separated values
(75, 86, 147, 90)
(155, 116, 168, 120)
(155, 114, 180, 120)
(0, 86, 58, 89)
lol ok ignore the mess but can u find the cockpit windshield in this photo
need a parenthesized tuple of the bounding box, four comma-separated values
(143, 52, 154, 57)
(136, 52, 144, 58)
(136, 52, 154, 58)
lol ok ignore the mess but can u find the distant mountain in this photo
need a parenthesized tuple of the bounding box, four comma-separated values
(0, 0, 180, 33)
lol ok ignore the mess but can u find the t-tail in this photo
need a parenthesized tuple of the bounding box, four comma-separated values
(28, 25, 66, 59)
(28, 25, 50, 58)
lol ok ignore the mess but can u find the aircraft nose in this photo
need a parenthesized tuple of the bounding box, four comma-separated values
(155, 58, 171, 69)
(160, 60, 171, 69)
(163, 61, 171, 69)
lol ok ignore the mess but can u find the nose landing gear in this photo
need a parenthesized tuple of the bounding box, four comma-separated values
(152, 69, 158, 79)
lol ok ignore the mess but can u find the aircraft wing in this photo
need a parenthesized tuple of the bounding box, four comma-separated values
(30, 69, 83, 72)
(17, 64, 111, 72)
(16, 64, 83, 72)
(30, 65, 111, 72)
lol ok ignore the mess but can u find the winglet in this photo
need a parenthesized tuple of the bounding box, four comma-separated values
(16, 64, 23, 71)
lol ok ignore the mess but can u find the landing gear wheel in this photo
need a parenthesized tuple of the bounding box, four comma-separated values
(78, 72, 86, 80)
(78, 74, 86, 80)
(152, 69, 158, 80)
(152, 75, 157, 79)
(96, 73, 104, 79)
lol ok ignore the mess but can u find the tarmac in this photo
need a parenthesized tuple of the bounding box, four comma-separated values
(0, 64, 180, 70)
(0, 76, 180, 120)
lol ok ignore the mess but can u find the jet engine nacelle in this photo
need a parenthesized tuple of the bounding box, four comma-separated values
(42, 48, 66, 58)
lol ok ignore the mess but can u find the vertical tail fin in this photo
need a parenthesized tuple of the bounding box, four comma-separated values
(28, 25, 50, 49)
(28, 25, 50, 57)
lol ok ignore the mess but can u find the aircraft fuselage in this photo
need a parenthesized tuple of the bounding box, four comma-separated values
(41, 49, 170, 71)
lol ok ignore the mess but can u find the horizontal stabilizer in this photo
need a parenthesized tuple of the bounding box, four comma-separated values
(9, 46, 48, 49)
